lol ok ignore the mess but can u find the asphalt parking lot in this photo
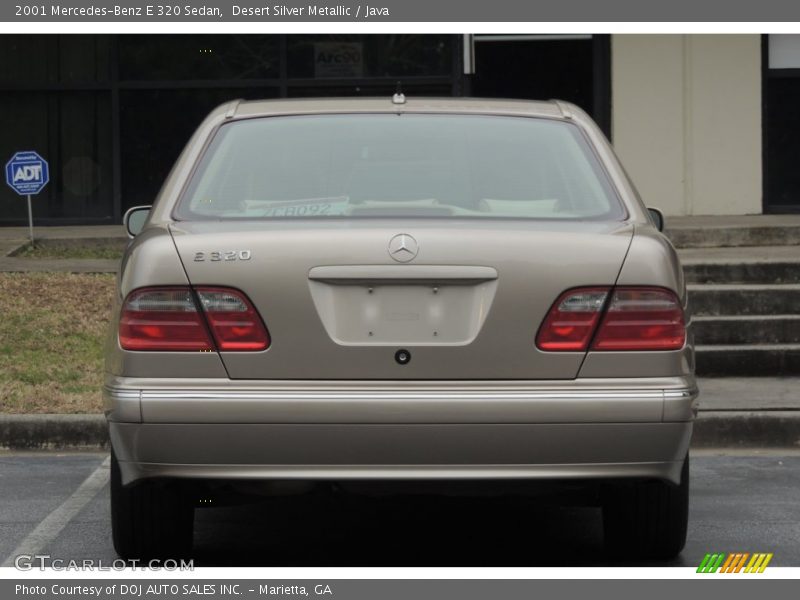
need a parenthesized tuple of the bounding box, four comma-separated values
(1, 450, 798, 567)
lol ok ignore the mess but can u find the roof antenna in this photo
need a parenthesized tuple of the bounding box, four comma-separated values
(392, 81, 406, 105)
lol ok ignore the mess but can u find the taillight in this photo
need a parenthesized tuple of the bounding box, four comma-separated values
(119, 286, 269, 352)
(536, 286, 685, 352)
(536, 287, 610, 351)
(195, 287, 270, 351)
(119, 287, 213, 351)
(591, 287, 685, 351)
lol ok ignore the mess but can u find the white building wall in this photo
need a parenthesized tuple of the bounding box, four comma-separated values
(611, 35, 762, 216)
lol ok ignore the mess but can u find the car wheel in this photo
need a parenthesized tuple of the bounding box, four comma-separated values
(110, 449, 194, 560)
(602, 454, 689, 560)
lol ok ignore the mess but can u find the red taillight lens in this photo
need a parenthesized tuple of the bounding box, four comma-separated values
(119, 286, 270, 352)
(119, 287, 213, 351)
(591, 287, 685, 351)
(537, 286, 686, 352)
(195, 287, 270, 351)
(536, 287, 610, 351)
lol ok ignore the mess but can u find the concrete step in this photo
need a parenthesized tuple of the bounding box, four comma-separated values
(688, 283, 800, 316)
(696, 376, 800, 410)
(665, 215, 800, 249)
(693, 315, 800, 345)
(684, 261, 800, 284)
(679, 246, 800, 283)
(696, 344, 800, 376)
(669, 226, 800, 249)
(679, 245, 800, 262)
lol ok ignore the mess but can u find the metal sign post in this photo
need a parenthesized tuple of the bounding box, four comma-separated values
(5, 150, 49, 246)
(27, 195, 34, 243)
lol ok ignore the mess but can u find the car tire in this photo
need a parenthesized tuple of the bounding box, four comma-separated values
(602, 454, 689, 560)
(110, 449, 194, 560)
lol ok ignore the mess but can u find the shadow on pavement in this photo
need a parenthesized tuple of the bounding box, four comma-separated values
(191, 489, 687, 567)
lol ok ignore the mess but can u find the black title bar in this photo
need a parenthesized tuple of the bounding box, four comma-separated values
(5, 0, 800, 22)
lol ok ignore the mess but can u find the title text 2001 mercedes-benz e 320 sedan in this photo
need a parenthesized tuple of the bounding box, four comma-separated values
(106, 96, 697, 560)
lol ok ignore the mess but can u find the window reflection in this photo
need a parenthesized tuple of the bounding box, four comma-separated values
(0, 35, 111, 84)
(0, 34, 461, 224)
(120, 88, 280, 209)
(287, 35, 452, 79)
(118, 35, 280, 80)
(0, 92, 112, 222)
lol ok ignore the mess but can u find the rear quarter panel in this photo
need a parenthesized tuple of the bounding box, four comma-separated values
(104, 226, 228, 380)
(578, 225, 694, 378)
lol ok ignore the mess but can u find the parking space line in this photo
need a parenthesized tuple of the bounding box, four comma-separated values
(1, 455, 111, 567)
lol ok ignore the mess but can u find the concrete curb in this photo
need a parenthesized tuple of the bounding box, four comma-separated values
(0, 237, 123, 273)
(1, 412, 799, 450)
(0, 414, 108, 450)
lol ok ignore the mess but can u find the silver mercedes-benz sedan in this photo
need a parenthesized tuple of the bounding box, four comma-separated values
(106, 96, 696, 561)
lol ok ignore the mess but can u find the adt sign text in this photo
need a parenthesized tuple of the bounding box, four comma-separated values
(5, 151, 49, 196)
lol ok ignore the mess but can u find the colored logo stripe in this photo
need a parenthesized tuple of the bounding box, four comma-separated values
(745, 553, 773, 573)
(721, 553, 750, 573)
(697, 552, 773, 573)
(697, 553, 726, 573)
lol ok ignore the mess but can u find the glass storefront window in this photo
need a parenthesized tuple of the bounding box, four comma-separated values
(0, 92, 112, 223)
(0, 35, 111, 85)
(287, 83, 452, 98)
(119, 87, 280, 209)
(118, 35, 280, 80)
(0, 34, 462, 224)
(287, 35, 453, 79)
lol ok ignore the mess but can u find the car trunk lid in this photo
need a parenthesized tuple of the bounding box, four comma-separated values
(170, 219, 633, 379)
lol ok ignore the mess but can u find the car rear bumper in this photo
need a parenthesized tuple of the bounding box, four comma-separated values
(105, 376, 697, 486)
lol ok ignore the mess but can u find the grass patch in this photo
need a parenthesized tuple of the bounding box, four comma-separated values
(13, 239, 125, 260)
(0, 272, 115, 413)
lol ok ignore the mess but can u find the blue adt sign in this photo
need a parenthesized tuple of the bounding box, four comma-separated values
(5, 151, 49, 196)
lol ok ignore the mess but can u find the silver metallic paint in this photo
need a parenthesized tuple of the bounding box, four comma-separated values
(104, 377, 697, 424)
(110, 421, 691, 486)
(105, 97, 696, 486)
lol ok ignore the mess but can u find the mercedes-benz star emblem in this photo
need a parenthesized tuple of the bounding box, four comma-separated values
(388, 233, 419, 263)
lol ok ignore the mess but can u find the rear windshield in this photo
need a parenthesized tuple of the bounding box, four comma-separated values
(176, 113, 624, 221)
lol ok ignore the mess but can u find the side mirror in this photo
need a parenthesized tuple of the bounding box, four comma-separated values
(647, 207, 665, 232)
(123, 205, 152, 238)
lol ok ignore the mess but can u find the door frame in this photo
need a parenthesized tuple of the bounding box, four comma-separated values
(762, 33, 800, 214)
(458, 34, 612, 139)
